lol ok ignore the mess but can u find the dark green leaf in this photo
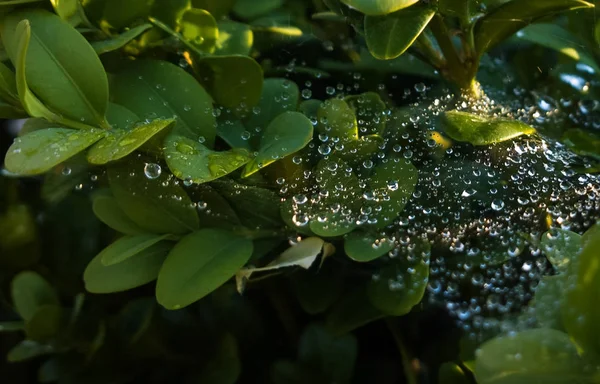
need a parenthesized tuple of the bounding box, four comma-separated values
(233, 0, 283, 20)
(540, 229, 581, 271)
(216, 181, 283, 229)
(92, 23, 153, 55)
(341, 0, 418, 16)
(7, 340, 52, 362)
(11, 271, 59, 322)
(192, 0, 236, 19)
(108, 160, 199, 235)
(325, 286, 384, 335)
(0, 60, 18, 104)
(102, 0, 154, 30)
(111, 60, 216, 146)
(438, 362, 470, 384)
(562, 128, 600, 160)
(217, 115, 251, 150)
(317, 98, 358, 140)
(92, 193, 146, 235)
(163, 134, 251, 184)
(99, 234, 174, 266)
(243, 111, 314, 177)
(442, 110, 536, 146)
(156, 229, 253, 309)
(106, 102, 140, 130)
(5, 128, 105, 175)
(179, 8, 218, 53)
(84, 241, 172, 293)
(344, 231, 394, 262)
(475, 329, 589, 384)
(364, 4, 435, 60)
(293, 269, 344, 315)
(24, 304, 63, 342)
(474, 0, 594, 55)
(533, 275, 565, 331)
(0, 321, 25, 332)
(215, 21, 253, 55)
(345, 92, 387, 136)
(87, 117, 176, 164)
(193, 333, 241, 384)
(3, 10, 110, 127)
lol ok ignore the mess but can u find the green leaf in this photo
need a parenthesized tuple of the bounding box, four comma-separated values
(317, 98, 358, 140)
(87, 117, 176, 164)
(92, 193, 146, 235)
(233, 0, 283, 20)
(84, 241, 172, 293)
(7, 340, 52, 362)
(438, 0, 479, 25)
(5, 128, 105, 175)
(50, 0, 85, 26)
(163, 134, 251, 184)
(194, 333, 241, 384)
(11, 271, 59, 322)
(438, 362, 470, 384)
(106, 102, 140, 130)
(215, 21, 253, 55)
(366, 158, 418, 229)
(364, 4, 435, 60)
(243, 111, 314, 177)
(341, 0, 418, 16)
(179, 8, 218, 53)
(344, 231, 394, 262)
(111, 60, 216, 146)
(517, 23, 600, 74)
(344, 92, 387, 136)
(562, 228, 600, 356)
(0, 60, 18, 104)
(540, 229, 582, 271)
(99, 234, 174, 266)
(91, 23, 153, 55)
(366, 242, 429, 315)
(442, 110, 536, 146)
(533, 275, 565, 331)
(0, 321, 25, 332)
(192, 0, 236, 19)
(0, 99, 25, 118)
(216, 181, 283, 229)
(3, 10, 110, 127)
(217, 115, 251, 150)
(325, 286, 384, 335)
(474, 0, 595, 55)
(193, 55, 263, 109)
(474, 329, 590, 384)
(562, 128, 600, 160)
(108, 160, 199, 235)
(156, 229, 253, 309)
(298, 324, 358, 383)
(24, 304, 63, 342)
(102, 0, 154, 30)
(293, 268, 343, 315)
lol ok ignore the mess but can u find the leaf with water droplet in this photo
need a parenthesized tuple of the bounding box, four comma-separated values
(364, 4, 435, 60)
(341, 0, 418, 15)
(84, 240, 172, 293)
(179, 8, 218, 53)
(108, 159, 199, 235)
(310, 210, 357, 238)
(106, 103, 140, 130)
(562, 128, 600, 160)
(532, 275, 565, 331)
(87, 117, 175, 165)
(344, 231, 395, 262)
(243, 111, 313, 177)
(92, 23, 153, 55)
(164, 134, 251, 184)
(344, 92, 387, 135)
(5, 127, 105, 175)
(317, 98, 358, 140)
(156, 229, 253, 309)
(442, 110, 536, 146)
(540, 229, 581, 271)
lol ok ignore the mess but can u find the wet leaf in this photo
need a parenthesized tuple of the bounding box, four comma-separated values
(474, 0, 594, 55)
(243, 111, 313, 177)
(163, 134, 251, 184)
(325, 285, 384, 335)
(179, 8, 218, 53)
(11, 271, 59, 322)
(533, 275, 565, 331)
(156, 229, 253, 309)
(364, 4, 435, 60)
(475, 329, 589, 384)
(92, 193, 146, 235)
(92, 23, 152, 55)
(99, 234, 174, 266)
(345, 92, 387, 136)
(442, 110, 536, 146)
(540, 229, 581, 271)
(344, 231, 395, 262)
(84, 241, 172, 293)
(3, 10, 110, 127)
(5, 128, 105, 175)
(108, 160, 199, 235)
(317, 98, 358, 140)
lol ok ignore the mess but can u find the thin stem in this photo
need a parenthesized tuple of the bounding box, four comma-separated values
(385, 318, 419, 384)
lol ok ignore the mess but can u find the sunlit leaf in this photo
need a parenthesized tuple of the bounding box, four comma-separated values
(179, 8, 218, 53)
(214, 21, 253, 55)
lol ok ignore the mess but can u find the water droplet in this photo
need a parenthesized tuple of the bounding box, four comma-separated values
(144, 163, 162, 179)
(491, 199, 505, 211)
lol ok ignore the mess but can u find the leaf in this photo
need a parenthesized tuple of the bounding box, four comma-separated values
(7, 340, 53, 362)
(111, 60, 216, 146)
(163, 134, 251, 184)
(179, 8, 218, 53)
(0, 321, 25, 332)
(442, 110, 536, 146)
(102, 0, 154, 30)
(533, 275, 565, 331)
(364, 4, 435, 60)
(474, 0, 595, 55)
(474, 329, 590, 384)
(92, 193, 146, 235)
(216, 181, 283, 229)
(235, 237, 325, 293)
(540, 229, 581, 271)
(11, 271, 59, 322)
(192, 0, 236, 19)
(562, 128, 600, 160)
(217, 115, 251, 150)
(50, 0, 85, 25)
(194, 333, 241, 384)
(192, 185, 242, 229)
(438, 0, 480, 25)
(156, 229, 253, 309)
(84, 241, 172, 293)
(99, 234, 174, 266)
(5, 128, 105, 175)
(317, 98, 358, 140)
(344, 231, 395, 262)
(106, 102, 140, 130)
(24, 304, 63, 342)
(91, 23, 153, 55)
(325, 286, 384, 335)
(243, 111, 314, 177)
(87, 118, 176, 164)
(341, 0, 418, 16)
(517, 23, 600, 74)
(214, 21, 253, 55)
(193, 55, 263, 109)
(344, 92, 387, 136)
(366, 240, 429, 315)
(233, 0, 283, 20)
(562, 228, 600, 356)
(438, 362, 470, 384)
(298, 324, 358, 383)
(0, 60, 18, 104)
(108, 160, 199, 235)
(366, 158, 418, 229)
(293, 268, 343, 315)
(3, 10, 110, 127)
